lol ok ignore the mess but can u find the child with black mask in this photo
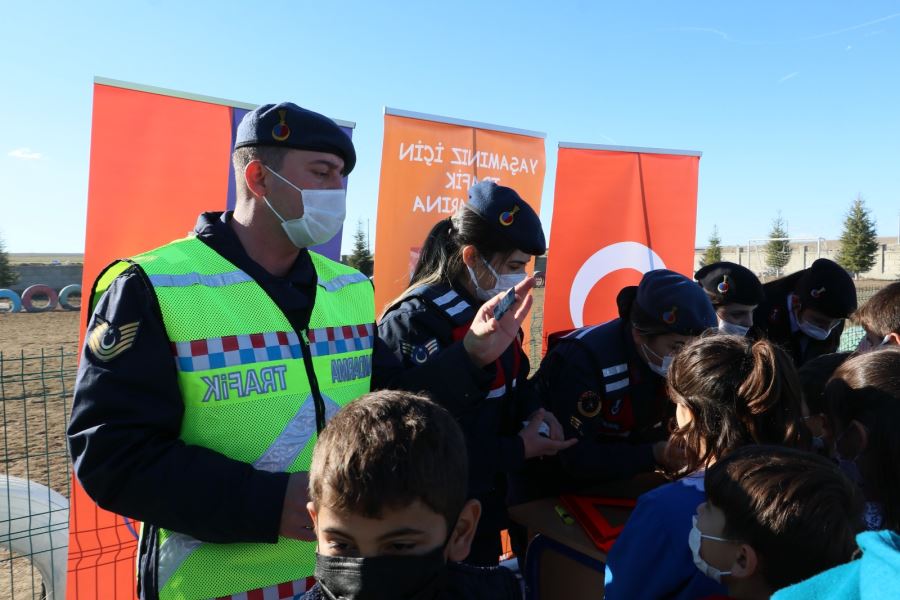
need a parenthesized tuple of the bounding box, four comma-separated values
(303, 390, 521, 600)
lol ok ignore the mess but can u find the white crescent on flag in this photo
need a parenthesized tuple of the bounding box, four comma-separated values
(569, 241, 666, 328)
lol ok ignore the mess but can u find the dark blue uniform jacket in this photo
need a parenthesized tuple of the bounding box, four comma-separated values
(531, 318, 670, 483)
(378, 283, 540, 498)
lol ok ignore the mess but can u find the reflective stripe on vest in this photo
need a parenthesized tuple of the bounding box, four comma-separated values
(92, 237, 374, 599)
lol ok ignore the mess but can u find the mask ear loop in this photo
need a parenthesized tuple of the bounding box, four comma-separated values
(260, 164, 302, 224)
(262, 196, 288, 223)
(480, 257, 502, 290)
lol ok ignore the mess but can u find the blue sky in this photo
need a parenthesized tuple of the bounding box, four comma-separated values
(2, 1, 898, 254)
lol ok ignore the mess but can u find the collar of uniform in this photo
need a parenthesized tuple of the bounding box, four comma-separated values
(451, 281, 481, 308)
(192, 211, 317, 312)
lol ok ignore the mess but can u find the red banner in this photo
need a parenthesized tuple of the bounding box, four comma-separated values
(542, 144, 701, 341)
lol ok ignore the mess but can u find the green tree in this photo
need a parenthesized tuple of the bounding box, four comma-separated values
(0, 234, 18, 288)
(765, 213, 792, 276)
(836, 194, 879, 279)
(346, 220, 373, 277)
(700, 226, 723, 267)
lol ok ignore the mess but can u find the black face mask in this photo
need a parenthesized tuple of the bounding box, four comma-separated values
(314, 544, 449, 600)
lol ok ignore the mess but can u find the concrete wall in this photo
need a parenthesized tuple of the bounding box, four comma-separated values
(6, 264, 83, 295)
(694, 238, 900, 280)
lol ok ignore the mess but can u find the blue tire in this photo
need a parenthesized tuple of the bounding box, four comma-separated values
(0, 289, 22, 313)
(22, 284, 59, 313)
(58, 284, 82, 311)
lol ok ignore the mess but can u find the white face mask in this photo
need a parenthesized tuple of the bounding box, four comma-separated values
(688, 516, 734, 583)
(717, 318, 750, 337)
(641, 343, 673, 377)
(263, 165, 346, 249)
(856, 334, 891, 353)
(799, 320, 837, 341)
(467, 257, 526, 302)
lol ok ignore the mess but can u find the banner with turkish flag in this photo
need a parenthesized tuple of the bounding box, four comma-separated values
(542, 143, 701, 342)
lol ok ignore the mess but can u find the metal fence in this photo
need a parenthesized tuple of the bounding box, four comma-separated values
(1, 348, 76, 600)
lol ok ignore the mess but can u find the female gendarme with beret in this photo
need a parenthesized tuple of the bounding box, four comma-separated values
(379, 181, 575, 566)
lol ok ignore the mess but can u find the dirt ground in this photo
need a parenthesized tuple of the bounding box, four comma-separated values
(1, 310, 80, 600)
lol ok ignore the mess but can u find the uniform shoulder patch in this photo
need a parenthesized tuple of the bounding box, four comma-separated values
(87, 318, 140, 362)
(400, 338, 440, 365)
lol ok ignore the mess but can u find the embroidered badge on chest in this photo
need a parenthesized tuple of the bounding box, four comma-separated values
(577, 390, 603, 418)
(88, 318, 140, 362)
(400, 339, 440, 365)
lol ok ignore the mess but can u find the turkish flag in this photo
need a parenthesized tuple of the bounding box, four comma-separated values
(542, 145, 701, 342)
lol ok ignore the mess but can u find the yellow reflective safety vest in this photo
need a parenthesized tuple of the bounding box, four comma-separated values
(92, 236, 374, 599)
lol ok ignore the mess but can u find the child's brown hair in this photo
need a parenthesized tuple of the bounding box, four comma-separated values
(309, 390, 468, 529)
(705, 445, 862, 591)
(825, 347, 900, 531)
(667, 335, 806, 476)
(852, 281, 900, 338)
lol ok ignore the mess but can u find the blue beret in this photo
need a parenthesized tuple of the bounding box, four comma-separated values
(795, 259, 857, 318)
(465, 181, 546, 255)
(695, 261, 764, 306)
(234, 102, 356, 175)
(636, 269, 717, 335)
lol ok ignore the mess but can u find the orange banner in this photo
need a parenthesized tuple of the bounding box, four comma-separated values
(373, 110, 546, 314)
(69, 81, 234, 600)
(542, 145, 701, 342)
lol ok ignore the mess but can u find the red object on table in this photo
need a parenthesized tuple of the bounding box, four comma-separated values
(558, 495, 637, 553)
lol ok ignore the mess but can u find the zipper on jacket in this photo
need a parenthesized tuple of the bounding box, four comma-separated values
(299, 328, 327, 433)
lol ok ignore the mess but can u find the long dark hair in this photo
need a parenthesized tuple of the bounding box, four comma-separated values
(666, 334, 805, 476)
(825, 347, 900, 532)
(385, 207, 518, 312)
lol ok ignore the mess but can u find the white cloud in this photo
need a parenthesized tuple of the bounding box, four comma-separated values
(8, 147, 43, 160)
(674, 27, 731, 41)
(778, 72, 799, 84)
(799, 12, 900, 42)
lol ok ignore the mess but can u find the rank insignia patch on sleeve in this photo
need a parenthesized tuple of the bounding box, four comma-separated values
(400, 338, 440, 365)
(87, 319, 140, 362)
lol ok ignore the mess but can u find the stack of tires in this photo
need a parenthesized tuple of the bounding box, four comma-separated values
(0, 284, 81, 313)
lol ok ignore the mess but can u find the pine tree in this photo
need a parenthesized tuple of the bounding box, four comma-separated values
(837, 195, 879, 279)
(0, 234, 18, 288)
(346, 220, 373, 277)
(765, 214, 792, 276)
(700, 226, 723, 267)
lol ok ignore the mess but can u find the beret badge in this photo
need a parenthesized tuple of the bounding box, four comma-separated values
(272, 109, 291, 142)
(499, 205, 520, 227)
(717, 276, 730, 294)
(662, 306, 678, 325)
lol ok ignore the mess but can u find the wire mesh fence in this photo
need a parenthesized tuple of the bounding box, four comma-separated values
(1, 348, 77, 600)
